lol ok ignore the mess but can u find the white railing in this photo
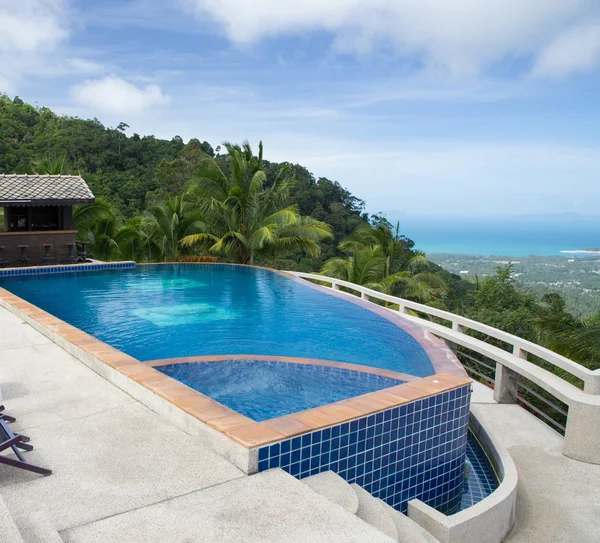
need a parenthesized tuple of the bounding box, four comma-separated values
(288, 271, 600, 465)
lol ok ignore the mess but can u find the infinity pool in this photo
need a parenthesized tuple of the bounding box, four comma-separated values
(157, 360, 403, 421)
(0, 264, 435, 376)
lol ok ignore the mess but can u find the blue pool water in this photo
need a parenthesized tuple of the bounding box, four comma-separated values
(0, 265, 434, 376)
(158, 360, 403, 421)
(459, 432, 500, 511)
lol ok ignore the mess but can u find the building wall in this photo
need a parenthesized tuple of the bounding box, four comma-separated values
(258, 384, 471, 514)
(0, 231, 78, 267)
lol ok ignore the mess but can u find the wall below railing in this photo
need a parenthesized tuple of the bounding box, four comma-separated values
(289, 271, 600, 465)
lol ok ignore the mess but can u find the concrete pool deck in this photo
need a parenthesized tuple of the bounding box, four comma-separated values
(0, 307, 397, 542)
(1, 306, 600, 542)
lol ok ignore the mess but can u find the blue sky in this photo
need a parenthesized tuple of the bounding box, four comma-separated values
(1, 0, 600, 219)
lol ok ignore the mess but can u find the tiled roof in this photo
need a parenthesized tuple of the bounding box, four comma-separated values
(0, 174, 95, 206)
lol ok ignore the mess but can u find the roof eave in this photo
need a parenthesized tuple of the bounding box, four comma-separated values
(0, 198, 96, 207)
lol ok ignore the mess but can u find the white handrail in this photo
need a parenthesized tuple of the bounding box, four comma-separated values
(288, 271, 600, 394)
(287, 270, 600, 465)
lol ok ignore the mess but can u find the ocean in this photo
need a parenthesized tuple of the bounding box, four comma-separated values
(396, 215, 600, 257)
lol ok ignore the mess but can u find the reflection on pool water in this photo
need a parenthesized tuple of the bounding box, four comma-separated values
(156, 360, 403, 422)
(0, 264, 435, 376)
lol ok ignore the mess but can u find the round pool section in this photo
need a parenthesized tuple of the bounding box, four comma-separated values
(156, 360, 404, 421)
(0, 264, 436, 376)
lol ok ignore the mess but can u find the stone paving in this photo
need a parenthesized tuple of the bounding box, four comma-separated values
(471, 382, 600, 543)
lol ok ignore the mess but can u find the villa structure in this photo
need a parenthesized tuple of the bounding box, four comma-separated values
(0, 175, 95, 267)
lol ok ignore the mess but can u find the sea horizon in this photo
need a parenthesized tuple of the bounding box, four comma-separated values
(391, 215, 600, 258)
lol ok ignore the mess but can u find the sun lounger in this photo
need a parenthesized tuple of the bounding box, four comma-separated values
(0, 404, 16, 423)
(0, 419, 51, 476)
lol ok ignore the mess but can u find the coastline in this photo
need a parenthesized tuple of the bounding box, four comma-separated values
(560, 249, 600, 255)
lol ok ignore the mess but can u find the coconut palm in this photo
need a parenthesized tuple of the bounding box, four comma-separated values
(349, 221, 413, 278)
(86, 216, 143, 261)
(321, 223, 447, 303)
(74, 199, 143, 261)
(181, 141, 332, 263)
(144, 193, 208, 262)
(33, 156, 72, 175)
(535, 309, 600, 370)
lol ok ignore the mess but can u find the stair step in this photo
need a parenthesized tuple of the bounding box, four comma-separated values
(15, 512, 63, 543)
(376, 499, 440, 543)
(351, 484, 398, 540)
(0, 495, 25, 543)
(302, 471, 359, 514)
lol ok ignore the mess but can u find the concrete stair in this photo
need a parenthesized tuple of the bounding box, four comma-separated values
(0, 495, 63, 543)
(0, 495, 24, 543)
(301, 471, 440, 543)
(302, 471, 359, 514)
(376, 499, 440, 543)
(352, 484, 399, 540)
(14, 512, 64, 543)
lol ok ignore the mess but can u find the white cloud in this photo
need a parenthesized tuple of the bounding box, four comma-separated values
(533, 23, 600, 77)
(185, 0, 600, 77)
(70, 75, 171, 116)
(0, 0, 106, 92)
(0, 0, 67, 54)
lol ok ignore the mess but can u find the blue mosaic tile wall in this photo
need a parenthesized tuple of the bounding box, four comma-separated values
(0, 262, 135, 277)
(258, 385, 471, 515)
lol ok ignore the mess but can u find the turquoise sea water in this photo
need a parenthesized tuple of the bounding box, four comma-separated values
(0, 265, 434, 376)
(398, 216, 600, 257)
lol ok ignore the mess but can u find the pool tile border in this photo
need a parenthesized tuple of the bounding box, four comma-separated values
(0, 262, 471, 452)
(145, 355, 419, 383)
(0, 261, 135, 276)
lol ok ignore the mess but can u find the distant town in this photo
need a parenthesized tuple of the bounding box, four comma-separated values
(429, 253, 600, 317)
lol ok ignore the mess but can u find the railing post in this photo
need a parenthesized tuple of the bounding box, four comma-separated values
(452, 321, 465, 333)
(563, 401, 600, 464)
(493, 363, 520, 404)
(361, 292, 369, 301)
(332, 283, 340, 290)
(513, 345, 528, 360)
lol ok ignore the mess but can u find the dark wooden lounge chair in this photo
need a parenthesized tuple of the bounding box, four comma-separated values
(0, 419, 51, 476)
(0, 404, 16, 423)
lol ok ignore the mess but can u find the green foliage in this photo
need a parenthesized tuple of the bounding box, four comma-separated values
(144, 193, 208, 262)
(321, 223, 447, 303)
(181, 142, 332, 264)
(469, 264, 540, 341)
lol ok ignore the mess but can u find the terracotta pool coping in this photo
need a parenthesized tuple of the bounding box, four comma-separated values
(0, 262, 471, 449)
(145, 355, 419, 383)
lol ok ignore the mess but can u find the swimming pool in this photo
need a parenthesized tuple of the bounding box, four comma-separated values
(0, 264, 436, 376)
(156, 360, 404, 421)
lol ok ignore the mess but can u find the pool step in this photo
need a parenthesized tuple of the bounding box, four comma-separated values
(301, 471, 441, 543)
(0, 495, 24, 543)
(375, 499, 440, 543)
(14, 512, 63, 543)
(302, 471, 359, 514)
(352, 484, 399, 540)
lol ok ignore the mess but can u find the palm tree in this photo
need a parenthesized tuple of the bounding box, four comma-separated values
(74, 199, 143, 261)
(144, 193, 208, 262)
(181, 141, 332, 264)
(86, 216, 143, 261)
(33, 156, 72, 175)
(321, 223, 447, 303)
(349, 221, 413, 278)
(535, 306, 600, 370)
